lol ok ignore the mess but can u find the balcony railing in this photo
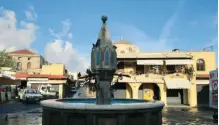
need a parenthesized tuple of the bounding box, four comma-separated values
(114, 70, 189, 83)
(116, 69, 189, 76)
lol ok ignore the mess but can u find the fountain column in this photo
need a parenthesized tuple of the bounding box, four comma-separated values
(91, 16, 117, 105)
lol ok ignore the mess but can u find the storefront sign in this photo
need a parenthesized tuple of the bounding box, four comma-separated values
(209, 70, 218, 109)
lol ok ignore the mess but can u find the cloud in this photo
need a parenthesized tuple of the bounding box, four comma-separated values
(112, 0, 185, 52)
(0, 7, 38, 51)
(49, 19, 72, 40)
(25, 5, 37, 21)
(111, 23, 173, 52)
(45, 19, 89, 73)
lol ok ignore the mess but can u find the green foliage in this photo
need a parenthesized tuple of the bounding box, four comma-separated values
(0, 49, 16, 69)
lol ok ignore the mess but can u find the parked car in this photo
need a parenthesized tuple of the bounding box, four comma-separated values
(38, 84, 57, 99)
(18, 89, 43, 103)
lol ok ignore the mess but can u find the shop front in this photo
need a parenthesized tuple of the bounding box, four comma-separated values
(209, 69, 218, 109)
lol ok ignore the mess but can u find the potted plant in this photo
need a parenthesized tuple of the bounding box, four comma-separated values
(162, 60, 167, 75)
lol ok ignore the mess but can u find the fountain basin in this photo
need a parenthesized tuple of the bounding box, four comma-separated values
(41, 98, 164, 125)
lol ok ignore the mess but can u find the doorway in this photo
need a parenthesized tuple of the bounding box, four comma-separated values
(167, 89, 183, 105)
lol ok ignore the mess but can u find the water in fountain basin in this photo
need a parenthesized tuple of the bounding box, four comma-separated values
(57, 98, 150, 104)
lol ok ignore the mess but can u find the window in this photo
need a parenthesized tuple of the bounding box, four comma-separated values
(96, 51, 100, 65)
(129, 47, 133, 52)
(197, 59, 205, 71)
(27, 62, 31, 69)
(105, 51, 110, 65)
(18, 57, 21, 60)
(41, 87, 47, 92)
(17, 62, 22, 70)
(28, 57, 31, 60)
(47, 86, 55, 92)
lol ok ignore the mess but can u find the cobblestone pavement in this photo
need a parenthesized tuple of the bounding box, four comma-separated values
(162, 108, 217, 125)
(0, 100, 40, 115)
(0, 101, 217, 125)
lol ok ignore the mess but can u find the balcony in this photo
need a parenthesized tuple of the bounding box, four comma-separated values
(113, 70, 189, 83)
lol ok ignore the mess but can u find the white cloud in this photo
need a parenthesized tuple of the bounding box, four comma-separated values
(45, 19, 89, 73)
(25, 5, 37, 21)
(49, 19, 72, 40)
(112, 0, 185, 52)
(0, 7, 38, 51)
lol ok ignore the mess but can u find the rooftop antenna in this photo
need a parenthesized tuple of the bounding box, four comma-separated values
(203, 45, 215, 52)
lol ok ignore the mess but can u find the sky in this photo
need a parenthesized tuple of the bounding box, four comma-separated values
(0, 0, 218, 72)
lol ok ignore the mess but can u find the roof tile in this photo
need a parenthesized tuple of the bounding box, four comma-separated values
(8, 49, 36, 55)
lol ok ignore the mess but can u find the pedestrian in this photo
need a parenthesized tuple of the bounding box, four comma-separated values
(15, 86, 18, 98)
(5, 91, 8, 101)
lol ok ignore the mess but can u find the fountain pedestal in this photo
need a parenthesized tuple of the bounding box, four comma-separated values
(96, 80, 112, 104)
(41, 99, 164, 125)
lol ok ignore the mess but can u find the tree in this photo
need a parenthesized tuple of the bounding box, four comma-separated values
(0, 50, 16, 69)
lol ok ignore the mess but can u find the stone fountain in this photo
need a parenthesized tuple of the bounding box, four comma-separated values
(40, 16, 164, 125)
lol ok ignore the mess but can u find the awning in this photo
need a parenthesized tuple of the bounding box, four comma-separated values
(164, 78, 192, 89)
(165, 60, 192, 65)
(137, 60, 163, 65)
(196, 80, 209, 84)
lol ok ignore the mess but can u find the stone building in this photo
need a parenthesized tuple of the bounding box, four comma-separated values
(8, 49, 48, 74)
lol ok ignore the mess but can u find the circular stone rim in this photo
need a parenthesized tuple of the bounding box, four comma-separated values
(40, 98, 164, 110)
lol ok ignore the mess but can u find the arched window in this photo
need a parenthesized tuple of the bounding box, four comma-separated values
(197, 59, 205, 71)
(27, 62, 31, 69)
(17, 62, 22, 70)
(105, 50, 110, 65)
(96, 51, 100, 65)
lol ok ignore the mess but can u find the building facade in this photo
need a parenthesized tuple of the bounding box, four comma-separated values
(11, 63, 68, 98)
(209, 69, 218, 109)
(1, 49, 70, 99)
(8, 49, 48, 74)
(84, 40, 216, 107)
(111, 40, 216, 107)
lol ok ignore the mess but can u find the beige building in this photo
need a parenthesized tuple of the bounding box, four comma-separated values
(86, 40, 216, 107)
(8, 49, 48, 74)
(12, 63, 68, 98)
(4, 49, 69, 98)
